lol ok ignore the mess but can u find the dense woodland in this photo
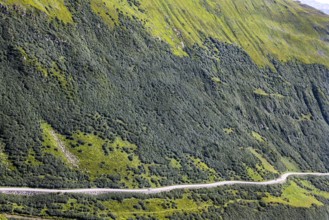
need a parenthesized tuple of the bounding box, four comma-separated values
(0, 0, 329, 219)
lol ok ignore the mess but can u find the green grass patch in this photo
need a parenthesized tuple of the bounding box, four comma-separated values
(25, 149, 42, 166)
(188, 155, 219, 182)
(41, 122, 73, 166)
(223, 128, 234, 134)
(280, 157, 299, 171)
(64, 132, 159, 187)
(101, 194, 212, 219)
(91, 0, 329, 68)
(0, 141, 15, 170)
(299, 113, 313, 121)
(42, 123, 162, 187)
(169, 158, 182, 169)
(254, 89, 284, 99)
(11, 203, 25, 213)
(263, 181, 322, 208)
(251, 131, 266, 143)
(211, 77, 221, 84)
(298, 180, 329, 199)
(270, 93, 285, 99)
(49, 62, 69, 88)
(248, 148, 278, 174)
(66, 133, 138, 181)
(0, 214, 7, 220)
(62, 198, 79, 212)
(60, 194, 212, 219)
(223, 199, 257, 208)
(246, 167, 263, 181)
(0, 0, 72, 23)
(254, 88, 269, 96)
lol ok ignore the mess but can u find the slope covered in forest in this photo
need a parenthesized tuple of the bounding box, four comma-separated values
(2, 0, 329, 67)
(0, 0, 329, 219)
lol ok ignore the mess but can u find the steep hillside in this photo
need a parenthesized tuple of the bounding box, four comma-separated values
(93, 0, 329, 67)
(0, 0, 329, 219)
(2, 0, 329, 67)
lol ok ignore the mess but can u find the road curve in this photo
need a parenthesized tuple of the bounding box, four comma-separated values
(0, 172, 328, 195)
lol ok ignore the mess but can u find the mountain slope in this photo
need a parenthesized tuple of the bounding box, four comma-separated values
(2, 0, 329, 67)
(0, 0, 329, 219)
(94, 0, 329, 67)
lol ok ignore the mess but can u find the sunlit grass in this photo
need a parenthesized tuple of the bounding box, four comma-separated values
(0, 0, 72, 23)
(263, 181, 323, 208)
(91, 0, 329, 68)
(248, 148, 278, 174)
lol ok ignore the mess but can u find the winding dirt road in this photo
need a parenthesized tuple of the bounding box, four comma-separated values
(0, 172, 328, 195)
